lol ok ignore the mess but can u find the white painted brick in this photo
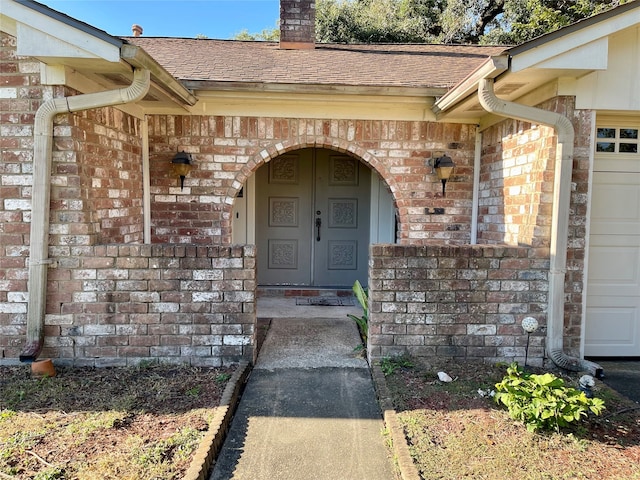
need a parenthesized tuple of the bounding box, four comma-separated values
(7, 292, 28, 302)
(0, 303, 27, 313)
(149, 303, 180, 313)
(192, 292, 219, 302)
(467, 324, 497, 335)
(45, 314, 74, 325)
(193, 270, 223, 281)
(0, 88, 17, 98)
(3, 199, 31, 210)
(84, 325, 116, 335)
(223, 335, 251, 346)
(1, 175, 32, 185)
(73, 292, 97, 303)
(130, 292, 160, 303)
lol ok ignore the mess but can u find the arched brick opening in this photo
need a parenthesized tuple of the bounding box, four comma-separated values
(225, 136, 400, 231)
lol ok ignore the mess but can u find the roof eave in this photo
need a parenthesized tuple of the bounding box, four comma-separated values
(182, 80, 449, 98)
(432, 55, 509, 117)
(121, 44, 198, 107)
(14, 0, 121, 46)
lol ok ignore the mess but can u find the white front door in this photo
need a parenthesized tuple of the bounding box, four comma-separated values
(585, 123, 640, 356)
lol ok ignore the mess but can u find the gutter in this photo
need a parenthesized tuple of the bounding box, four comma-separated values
(477, 78, 602, 378)
(20, 67, 151, 362)
(121, 44, 197, 107)
(433, 55, 509, 117)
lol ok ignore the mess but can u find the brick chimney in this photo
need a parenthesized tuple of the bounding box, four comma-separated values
(280, 0, 315, 49)
(131, 24, 143, 37)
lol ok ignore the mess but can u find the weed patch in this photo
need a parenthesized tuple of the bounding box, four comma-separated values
(0, 363, 234, 479)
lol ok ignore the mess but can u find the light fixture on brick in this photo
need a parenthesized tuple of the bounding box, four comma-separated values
(171, 150, 193, 190)
(431, 152, 455, 196)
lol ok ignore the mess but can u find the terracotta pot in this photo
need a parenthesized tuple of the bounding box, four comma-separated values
(31, 358, 56, 378)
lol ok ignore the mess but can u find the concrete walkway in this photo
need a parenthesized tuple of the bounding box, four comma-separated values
(209, 312, 396, 480)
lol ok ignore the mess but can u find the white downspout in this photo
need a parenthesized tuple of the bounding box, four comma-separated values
(20, 68, 151, 362)
(470, 127, 482, 244)
(142, 115, 151, 243)
(478, 78, 602, 377)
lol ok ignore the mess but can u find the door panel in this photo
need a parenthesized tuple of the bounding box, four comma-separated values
(256, 152, 313, 285)
(256, 149, 370, 287)
(313, 151, 370, 286)
(586, 169, 640, 356)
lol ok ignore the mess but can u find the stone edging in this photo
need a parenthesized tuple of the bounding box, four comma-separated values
(370, 363, 421, 480)
(184, 360, 252, 480)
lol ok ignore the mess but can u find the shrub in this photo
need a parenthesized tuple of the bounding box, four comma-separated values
(494, 362, 605, 432)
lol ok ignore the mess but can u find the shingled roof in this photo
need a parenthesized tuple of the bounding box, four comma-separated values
(124, 38, 507, 90)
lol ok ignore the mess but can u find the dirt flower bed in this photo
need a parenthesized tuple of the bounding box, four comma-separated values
(0, 362, 235, 479)
(383, 358, 640, 480)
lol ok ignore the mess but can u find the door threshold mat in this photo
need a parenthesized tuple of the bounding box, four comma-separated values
(296, 296, 355, 306)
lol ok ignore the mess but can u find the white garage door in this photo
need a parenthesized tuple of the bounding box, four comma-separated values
(585, 123, 640, 357)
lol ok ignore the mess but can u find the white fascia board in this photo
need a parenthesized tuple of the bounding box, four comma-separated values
(0, 14, 18, 36)
(17, 23, 119, 62)
(6, 1, 120, 62)
(511, 8, 640, 72)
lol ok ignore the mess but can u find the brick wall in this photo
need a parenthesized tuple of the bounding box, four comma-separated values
(1, 31, 44, 349)
(1, 244, 255, 366)
(47, 95, 144, 246)
(148, 116, 477, 245)
(1, 32, 145, 250)
(478, 97, 593, 356)
(479, 120, 555, 247)
(65, 107, 145, 245)
(368, 244, 549, 366)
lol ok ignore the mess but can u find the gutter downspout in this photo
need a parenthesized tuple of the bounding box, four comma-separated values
(20, 67, 151, 362)
(477, 78, 602, 377)
(471, 127, 482, 244)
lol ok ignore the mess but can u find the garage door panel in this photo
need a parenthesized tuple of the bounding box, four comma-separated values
(594, 158, 640, 173)
(590, 173, 640, 236)
(586, 127, 640, 357)
(585, 305, 639, 356)
(587, 245, 640, 297)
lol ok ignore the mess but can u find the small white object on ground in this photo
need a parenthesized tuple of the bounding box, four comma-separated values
(437, 371, 453, 382)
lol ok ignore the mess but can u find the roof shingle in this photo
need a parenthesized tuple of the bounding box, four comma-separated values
(124, 38, 507, 89)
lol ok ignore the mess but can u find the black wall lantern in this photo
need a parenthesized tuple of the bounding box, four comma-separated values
(432, 153, 455, 196)
(171, 151, 193, 190)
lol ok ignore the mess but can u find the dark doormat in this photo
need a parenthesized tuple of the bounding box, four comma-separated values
(296, 296, 355, 306)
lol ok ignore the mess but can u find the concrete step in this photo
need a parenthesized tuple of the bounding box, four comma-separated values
(257, 287, 354, 298)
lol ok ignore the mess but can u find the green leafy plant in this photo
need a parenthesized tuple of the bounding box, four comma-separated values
(185, 386, 201, 398)
(494, 362, 605, 432)
(215, 373, 232, 384)
(347, 280, 368, 344)
(380, 356, 414, 376)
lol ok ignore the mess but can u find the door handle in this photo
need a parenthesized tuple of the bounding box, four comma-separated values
(315, 217, 321, 241)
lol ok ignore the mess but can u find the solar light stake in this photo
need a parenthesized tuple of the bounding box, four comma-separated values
(522, 316, 539, 367)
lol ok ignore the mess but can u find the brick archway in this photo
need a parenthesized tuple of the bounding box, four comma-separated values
(227, 136, 399, 224)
